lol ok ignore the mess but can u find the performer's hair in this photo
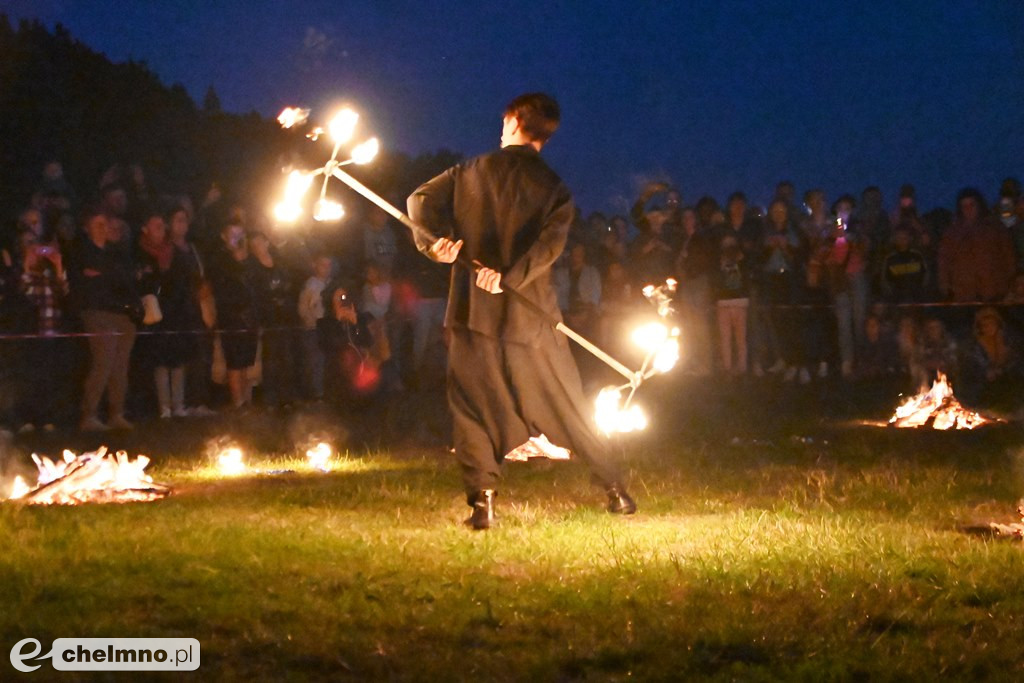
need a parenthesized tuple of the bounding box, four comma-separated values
(504, 92, 560, 143)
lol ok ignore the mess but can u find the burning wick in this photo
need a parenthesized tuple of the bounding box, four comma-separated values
(218, 448, 247, 476)
(328, 108, 359, 144)
(277, 107, 310, 129)
(595, 387, 648, 435)
(305, 442, 333, 472)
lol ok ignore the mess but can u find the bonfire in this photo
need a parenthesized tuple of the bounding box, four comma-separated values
(889, 373, 993, 430)
(6, 447, 170, 505)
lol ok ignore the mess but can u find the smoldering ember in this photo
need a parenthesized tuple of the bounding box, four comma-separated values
(2, 4, 1024, 680)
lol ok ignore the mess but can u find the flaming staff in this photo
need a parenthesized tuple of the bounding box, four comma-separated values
(273, 106, 680, 432)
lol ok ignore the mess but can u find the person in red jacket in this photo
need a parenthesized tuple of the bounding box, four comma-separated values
(937, 188, 1015, 303)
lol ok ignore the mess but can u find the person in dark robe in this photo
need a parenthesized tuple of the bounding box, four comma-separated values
(407, 92, 635, 530)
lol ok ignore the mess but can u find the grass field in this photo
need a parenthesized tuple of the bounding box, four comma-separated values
(2, 381, 1024, 681)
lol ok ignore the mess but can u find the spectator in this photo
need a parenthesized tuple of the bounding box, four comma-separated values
(880, 227, 928, 304)
(937, 188, 1015, 303)
(802, 229, 833, 382)
(598, 260, 638, 356)
(890, 184, 931, 252)
(361, 260, 393, 321)
(909, 317, 958, 389)
(756, 198, 805, 379)
(248, 230, 297, 409)
(998, 195, 1024, 271)
(610, 214, 631, 245)
(773, 180, 798, 214)
(319, 285, 386, 401)
(855, 185, 890, 270)
(593, 221, 627, 275)
(99, 182, 132, 256)
(137, 207, 203, 418)
(13, 228, 71, 430)
(298, 254, 332, 400)
(825, 195, 870, 379)
(856, 315, 899, 381)
(37, 160, 77, 212)
(208, 223, 259, 409)
(399, 238, 449, 383)
(362, 206, 398, 275)
(960, 306, 1021, 406)
(799, 189, 831, 244)
(712, 236, 750, 377)
(554, 243, 601, 337)
(628, 206, 675, 287)
(69, 208, 139, 431)
(167, 205, 216, 416)
(715, 191, 762, 263)
(675, 207, 716, 374)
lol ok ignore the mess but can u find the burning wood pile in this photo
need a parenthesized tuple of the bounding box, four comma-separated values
(987, 501, 1024, 539)
(5, 447, 170, 505)
(889, 373, 993, 430)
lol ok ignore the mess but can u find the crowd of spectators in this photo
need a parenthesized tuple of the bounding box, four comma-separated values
(556, 178, 1024, 407)
(1, 161, 1022, 435)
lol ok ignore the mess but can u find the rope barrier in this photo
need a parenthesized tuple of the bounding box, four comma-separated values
(0, 301, 1018, 340)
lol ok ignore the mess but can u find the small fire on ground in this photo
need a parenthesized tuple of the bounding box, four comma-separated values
(889, 373, 994, 430)
(5, 447, 170, 505)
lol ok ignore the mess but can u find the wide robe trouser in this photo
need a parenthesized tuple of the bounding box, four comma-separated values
(447, 325, 621, 499)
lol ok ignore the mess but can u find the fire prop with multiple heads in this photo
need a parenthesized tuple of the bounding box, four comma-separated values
(5, 447, 170, 505)
(273, 106, 681, 435)
(595, 279, 680, 435)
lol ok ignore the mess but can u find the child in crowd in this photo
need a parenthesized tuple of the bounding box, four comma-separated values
(910, 317, 958, 389)
(881, 227, 928, 303)
(856, 315, 899, 380)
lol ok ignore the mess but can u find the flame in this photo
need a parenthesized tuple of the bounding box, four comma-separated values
(8, 475, 29, 500)
(889, 373, 993, 430)
(595, 387, 648, 435)
(306, 442, 332, 472)
(642, 279, 677, 318)
(306, 127, 325, 141)
(350, 137, 379, 165)
(652, 329, 681, 373)
(277, 107, 310, 129)
(632, 321, 668, 352)
(328, 108, 359, 144)
(274, 170, 314, 223)
(313, 198, 345, 222)
(218, 447, 247, 476)
(6, 447, 169, 505)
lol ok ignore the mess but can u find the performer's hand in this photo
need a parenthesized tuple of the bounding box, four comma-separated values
(430, 237, 463, 263)
(475, 266, 503, 293)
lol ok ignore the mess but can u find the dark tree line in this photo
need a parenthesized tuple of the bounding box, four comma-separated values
(0, 16, 460, 223)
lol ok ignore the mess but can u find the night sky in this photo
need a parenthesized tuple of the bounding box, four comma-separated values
(6, 1, 1023, 214)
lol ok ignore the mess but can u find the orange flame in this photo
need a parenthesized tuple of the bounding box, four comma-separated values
(890, 373, 993, 430)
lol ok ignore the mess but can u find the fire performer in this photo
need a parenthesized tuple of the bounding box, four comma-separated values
(407, 92, 636, 530)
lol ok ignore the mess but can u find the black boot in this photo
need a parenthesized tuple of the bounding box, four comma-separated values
(466, 490, 496, 530)
(606, 484, 637, 515)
